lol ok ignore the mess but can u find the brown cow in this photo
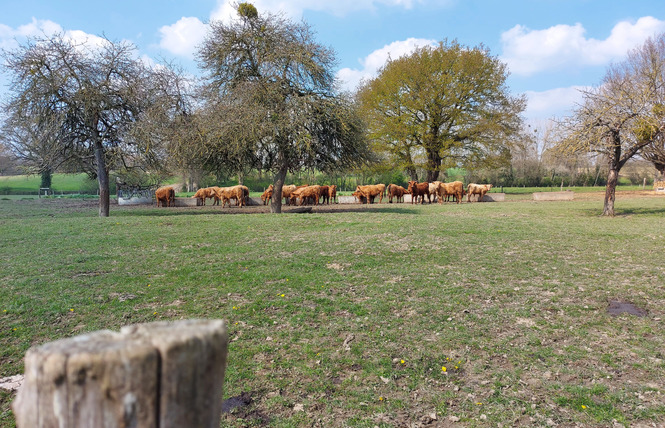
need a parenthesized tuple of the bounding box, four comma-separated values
(356, 184, 385, 204)
(352, 190, 367, 204)
(191, 187, 217, 206)
(261, 185, 274, 205)
(436, 181, 465, 204)
(407, 181, 431, 204)
(387, 184, 409, 203)
(292, 185, 321, 205)
(328, 185, 337, 204)
(155, 186, 175, 207)
(289, 185, 309, 205)
(319, 185, 330, 204)
(218, 185, 247, 207)
(281, 185, 297, 205)
(466, 183, 493, 202)
(429, 181, 442, 203)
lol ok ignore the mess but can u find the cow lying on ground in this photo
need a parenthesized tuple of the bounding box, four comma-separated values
(387, 184, 409, 203)
(407, 181, 431, 204)
(355, 184, 385, 204)
(155, 186, 175, 207)
(466, 183, 493, 202)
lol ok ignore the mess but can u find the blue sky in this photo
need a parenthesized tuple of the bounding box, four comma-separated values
(2, 0, 664, 124)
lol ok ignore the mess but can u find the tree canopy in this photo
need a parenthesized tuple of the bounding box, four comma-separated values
(1, 34, 182, 216)
(196, 4, 369, 212)
(357, 40, 525, 182)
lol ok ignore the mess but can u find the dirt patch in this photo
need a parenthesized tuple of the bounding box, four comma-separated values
(222, 391, 253, 413)
(608, 300, 648, 317)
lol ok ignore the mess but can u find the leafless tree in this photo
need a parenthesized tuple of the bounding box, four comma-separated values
(557, 33, 665, 216)
(2, 34, 183, 216)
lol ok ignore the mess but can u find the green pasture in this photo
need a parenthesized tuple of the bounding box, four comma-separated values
(1, 197, 664, 426)
(0, 173, 98, 195)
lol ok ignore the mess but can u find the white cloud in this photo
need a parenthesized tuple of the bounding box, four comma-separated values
(0, 18, 108, 51)
(158, 17, 208, 59)
(523, 86, 589, 120)
(158, 0, 448, 57)
(336, 38, 437, 91)
(501, 16, 665, 76)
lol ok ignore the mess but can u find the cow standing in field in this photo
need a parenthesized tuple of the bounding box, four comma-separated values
(192, 187, 217, 206)
(429, 182, 442, 203)
(387, 184, 408, 203)
(319, 185, 330, 204)
(155, 186, 175, 207)
(291, 185, 321, 205)
(466, 183, 493, 202)
(356, 184, 385, 204)
(436, 181, 465, 204)
(261, 185, 273, 205)
(407, 181, 431, 204)
(328, 185, 337, 204)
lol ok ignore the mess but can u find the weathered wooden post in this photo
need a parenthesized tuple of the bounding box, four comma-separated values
(13, 319, 227, 428)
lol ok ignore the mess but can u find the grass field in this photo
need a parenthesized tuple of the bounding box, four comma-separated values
(1, 195, 664, 427)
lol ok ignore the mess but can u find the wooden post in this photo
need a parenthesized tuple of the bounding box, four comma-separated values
(13, 319, 227, 428)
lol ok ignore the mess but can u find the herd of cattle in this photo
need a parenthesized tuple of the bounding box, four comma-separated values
(155, 181, 493, 207)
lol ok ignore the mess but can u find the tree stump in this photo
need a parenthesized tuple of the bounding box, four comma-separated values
(13, 319, 228, 428)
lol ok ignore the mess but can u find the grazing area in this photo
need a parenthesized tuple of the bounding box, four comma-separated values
(1, 195, 664, 427)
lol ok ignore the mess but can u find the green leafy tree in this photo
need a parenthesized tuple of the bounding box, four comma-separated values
(197, 3, 369, 213)
(357, 40, 525, 182)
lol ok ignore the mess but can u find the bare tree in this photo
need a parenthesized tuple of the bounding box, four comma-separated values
(558, 33, 665, 216)
(197, 3, 369, 213)
(2, 34, 180, 216)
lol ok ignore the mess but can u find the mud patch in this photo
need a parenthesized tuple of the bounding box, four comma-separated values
(222, 391, 253, 413)
(607, 300, 648, 317)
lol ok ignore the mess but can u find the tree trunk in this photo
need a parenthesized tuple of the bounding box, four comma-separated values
(603, 166, 618, 217)
(94, 138, 110, 217)
(270, 164, 288, 214)
(426, 169, 440, 183)
(406, 167, 418, 182)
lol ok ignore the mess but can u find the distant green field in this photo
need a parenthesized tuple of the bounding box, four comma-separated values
(0, 173, 98, 195)
(1, 196, 664, 427)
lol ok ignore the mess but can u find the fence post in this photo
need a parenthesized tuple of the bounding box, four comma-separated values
(13, 319, 228, 428)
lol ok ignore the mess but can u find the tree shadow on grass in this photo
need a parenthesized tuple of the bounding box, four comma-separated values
(113, 204, 421, 217)
(579, 206, 665, 218)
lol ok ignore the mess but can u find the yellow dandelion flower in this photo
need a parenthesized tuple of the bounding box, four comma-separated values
(581, 405, 587, 409)
(442, 366, 447, 372)
(70, 309, 74, 312)
(379, 396, 384, 401)
(400, 359, 405, 364)
(280, 294, 285, 297)
(153, 312, 157, 315)
(476, 402, 482, 406)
